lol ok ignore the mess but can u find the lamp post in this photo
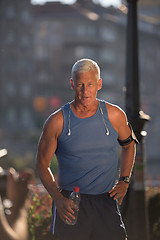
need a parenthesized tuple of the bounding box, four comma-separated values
(122, 0, 150, 239)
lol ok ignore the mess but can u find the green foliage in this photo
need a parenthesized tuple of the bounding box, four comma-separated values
(26, 154, 58, 239)
(0, 153, 58, 179)
(148, 193, 160, 239)
(0, 152, 35, 172)
(28, 185, 53, 240)
(153, 218, 160, 238)
(50, 155, 58, 174)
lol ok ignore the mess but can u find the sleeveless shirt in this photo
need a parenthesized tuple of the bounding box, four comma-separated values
(55, 99, 119, 194)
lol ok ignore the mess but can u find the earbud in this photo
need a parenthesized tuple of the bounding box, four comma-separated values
(67, 129, 71, 136)
(106, 131, 109, 136)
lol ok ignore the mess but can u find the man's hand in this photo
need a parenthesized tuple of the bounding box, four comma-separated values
(55, 195, 77, 224)
(109, 181, 129, 206)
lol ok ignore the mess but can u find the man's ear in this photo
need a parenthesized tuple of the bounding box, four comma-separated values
(98, 78, 102, 91)
(70, 78, 74, 90)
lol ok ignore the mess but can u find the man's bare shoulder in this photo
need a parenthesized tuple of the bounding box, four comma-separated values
(47, 108, 63, 122)
(43, 108, 63, 138)
(106, 102, 126, 118)
(106, 102, 128, 132)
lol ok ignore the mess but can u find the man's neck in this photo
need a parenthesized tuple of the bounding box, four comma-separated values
(71, 99, 99, 118)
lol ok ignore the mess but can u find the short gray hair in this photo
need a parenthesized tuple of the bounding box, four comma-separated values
(71, 58, 100, 80)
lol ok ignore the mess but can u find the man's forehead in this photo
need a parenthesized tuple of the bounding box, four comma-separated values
(73, 69, 97, 78)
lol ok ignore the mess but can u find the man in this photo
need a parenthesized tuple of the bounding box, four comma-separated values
(36, 58, 136, 240)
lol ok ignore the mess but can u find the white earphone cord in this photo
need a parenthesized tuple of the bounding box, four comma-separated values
(99, 102, 110, 136)
(67, 102, 109, 136)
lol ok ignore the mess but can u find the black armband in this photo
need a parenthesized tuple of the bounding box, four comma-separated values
(118, 135, 133, 146)
(118, 123, 139, 146)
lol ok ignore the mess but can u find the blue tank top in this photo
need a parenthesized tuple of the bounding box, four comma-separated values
(55, 99, 119, 194)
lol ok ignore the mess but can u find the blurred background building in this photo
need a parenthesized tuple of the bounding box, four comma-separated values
(0, 0, 160, 184)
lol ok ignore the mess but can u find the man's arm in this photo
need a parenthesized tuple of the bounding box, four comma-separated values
(36, 110, 75, 223)
(108, 104, 136, 205)
(111, 141, 136, 206)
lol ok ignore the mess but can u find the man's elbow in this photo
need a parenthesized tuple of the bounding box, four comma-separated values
(35, 155, 43, 173)
(36, 155, 50, 174)
(122, 140, 136, 150)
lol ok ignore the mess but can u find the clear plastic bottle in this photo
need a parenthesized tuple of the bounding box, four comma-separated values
(65, 186, 80, 225)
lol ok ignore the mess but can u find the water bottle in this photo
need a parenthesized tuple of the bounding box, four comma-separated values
(65, 186, 80, 225)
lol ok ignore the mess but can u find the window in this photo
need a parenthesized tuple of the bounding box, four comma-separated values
(75, 46, 85, 59)
(7, 108, 16, 124)
(21, 84, 31, 97)
(21, 60, 33, 74)
(7, 59, 16, 72)
(34, 45, 48, 60)
(38, 72, 49, 83)
(75, 46, 95, 59)
(21, 108, 33, 128)
(101, 70, 114, 86)
(100, 48, 115, 63)
(6, 6, 15, 19)
(75, 24, 96, 37)
(6, 82, 16, 96)
(21, 11, 31, 24)
(7, 32, 16, 44)
(100, 27, 116, 42)
(76, 25, 86, 36)
(21, 36, 30, 47)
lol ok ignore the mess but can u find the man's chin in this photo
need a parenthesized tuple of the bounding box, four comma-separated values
(81, 98, 91, 105)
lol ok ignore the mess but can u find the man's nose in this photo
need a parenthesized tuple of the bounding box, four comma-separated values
(81, 85, 87, 94)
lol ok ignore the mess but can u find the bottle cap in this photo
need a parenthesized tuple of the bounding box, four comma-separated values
(74, 186, 80, 193)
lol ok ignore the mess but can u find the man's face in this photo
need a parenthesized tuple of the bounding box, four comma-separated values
(71, 69, 102, 107)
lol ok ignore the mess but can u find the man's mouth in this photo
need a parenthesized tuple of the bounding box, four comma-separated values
(82, 96, 89, 99)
